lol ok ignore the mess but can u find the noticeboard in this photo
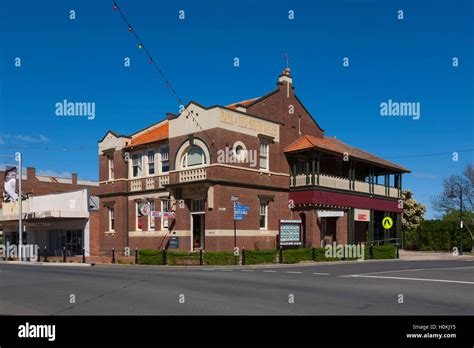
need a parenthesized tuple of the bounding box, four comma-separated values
(279, 220, 302, 246)
(169, 236, 179, 249)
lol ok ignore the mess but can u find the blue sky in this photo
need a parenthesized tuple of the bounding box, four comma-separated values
(0, 0, 472, 218)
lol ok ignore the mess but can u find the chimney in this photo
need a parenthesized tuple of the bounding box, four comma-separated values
(278, 67, 293, 86)
(26, 167, 36, 180)
(72, 173, 78, 185)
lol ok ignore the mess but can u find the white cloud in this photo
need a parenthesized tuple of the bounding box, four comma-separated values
(0, 134, 50, 143)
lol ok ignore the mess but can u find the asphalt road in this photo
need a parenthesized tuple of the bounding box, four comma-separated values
(1, 259, 473, 315)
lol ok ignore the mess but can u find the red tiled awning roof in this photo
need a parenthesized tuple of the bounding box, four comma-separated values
(284, 134, 410, 173)
(126, 122, 168, 148)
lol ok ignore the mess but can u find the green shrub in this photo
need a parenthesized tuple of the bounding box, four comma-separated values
(282, 248, 313, 264)
(138, 249, 163, 265)
(167, 251, 201, 265)
(371, 245, 396, 259)
(244, 249, 277, 264)
(315, 247, 340, 262)
(204, 251, 235, 265)
(404, 220, 472, 252)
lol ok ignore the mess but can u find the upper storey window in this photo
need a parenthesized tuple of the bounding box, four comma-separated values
(182, 145, 207, 168)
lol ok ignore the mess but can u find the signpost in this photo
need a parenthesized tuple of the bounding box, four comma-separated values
(232, 198, 249, 265)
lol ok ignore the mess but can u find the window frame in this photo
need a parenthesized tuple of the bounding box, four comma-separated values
(132, 153, 143, 178)
(109, 207, 115, 232)
(259, 143, 269, 171)
(161, 199, 170, 230)
(182, 145, 207, 168)
(147, 150, 155, 176)
(259, 202, 268, 230)
(160, 146, 169, 173)
(108, 156, 114, 180)
(136, 202, 143, 231)
(148, 200, 155, 230)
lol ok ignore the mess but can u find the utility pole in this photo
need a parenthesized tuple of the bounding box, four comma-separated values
(449, 183, 464, 256)
(16, 152, 23, 260)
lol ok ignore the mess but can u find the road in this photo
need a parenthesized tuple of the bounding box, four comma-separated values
(0, 259, 473, 315)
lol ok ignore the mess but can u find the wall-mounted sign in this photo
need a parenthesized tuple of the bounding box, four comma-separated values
(318, 211, 344, 218)
(139, 203, 150, 216)
(169, 236, 179, 249)
(279, 220, 302, 246)
(354, 209, 370, 222)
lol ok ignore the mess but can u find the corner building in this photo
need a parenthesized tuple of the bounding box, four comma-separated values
(97, 69, 409, 252)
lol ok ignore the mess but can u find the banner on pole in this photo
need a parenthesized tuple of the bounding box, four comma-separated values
(3, 166, 17, 202)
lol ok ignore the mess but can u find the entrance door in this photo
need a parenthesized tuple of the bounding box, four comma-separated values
(321, 217, 337, 246)
(192, 214, 205, 250)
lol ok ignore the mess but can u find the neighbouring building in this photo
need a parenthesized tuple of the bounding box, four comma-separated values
(97, 68, 409, 252)
(0, 189, 99, 257)
(0, 167, 99, 209)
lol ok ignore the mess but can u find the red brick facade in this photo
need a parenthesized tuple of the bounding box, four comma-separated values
(97, 69, 407, 253)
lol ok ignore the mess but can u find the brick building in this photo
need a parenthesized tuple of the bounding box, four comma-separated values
(0, 167, 99, 208)
(97, 68, 409, 252)
(0, 168, 99, 255)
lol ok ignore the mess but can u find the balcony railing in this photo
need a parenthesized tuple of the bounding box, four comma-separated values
(290, 173, 401, 198)
(130, 174, 170, 192)
(179, 168, 207, 183)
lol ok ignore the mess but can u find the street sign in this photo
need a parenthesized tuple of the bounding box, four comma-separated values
(233, 246, 239, 256)
(234, 213, 244, 221)
(231, 195, 239, 202)
(382, 217, 393, 229)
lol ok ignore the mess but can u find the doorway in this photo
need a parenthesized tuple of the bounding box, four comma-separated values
(320, 217, 337, 246)
(191, 214, 205, 250)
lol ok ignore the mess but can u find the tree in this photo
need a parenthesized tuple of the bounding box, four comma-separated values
(431, 163, 474, 215)
(402, 189, 426, 232)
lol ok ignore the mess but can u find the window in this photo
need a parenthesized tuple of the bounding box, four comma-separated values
(161, 199, 170, 230)
(132, 154, 142, 177)
(259, 143, 269, 171)
(108, 156, 114, 180)
(109, 207, 115, 231)
(147, 151, 155, 176)
(259, 202, 268, 229)
(160, 147, 169, 173)
(148, 200, 155, 230)
(136, 202, 143, 231)
(182, 145, 206, 168)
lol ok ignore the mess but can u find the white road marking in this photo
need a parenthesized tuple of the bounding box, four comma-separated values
(241, 270, 254, 272)
(287, 271, 302, 274)
(312, 272, 330, 275)
(202, 268, 216, 271)
(341, 265, 474, 278)
(346, 274, 474, 285)
(263, 270, 277, 273)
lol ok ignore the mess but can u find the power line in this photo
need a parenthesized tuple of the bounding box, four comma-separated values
(113, 1, 216, 151)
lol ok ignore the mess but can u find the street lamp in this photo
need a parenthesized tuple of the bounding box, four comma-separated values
(448, 183, 463, 256)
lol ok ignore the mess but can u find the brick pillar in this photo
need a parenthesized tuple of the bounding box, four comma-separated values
(336, 211, 348, 245)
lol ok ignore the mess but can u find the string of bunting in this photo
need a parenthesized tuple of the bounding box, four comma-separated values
(113, 1, 216, 150)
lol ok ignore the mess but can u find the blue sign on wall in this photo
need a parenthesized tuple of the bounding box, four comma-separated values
(169, 236, 179, 248)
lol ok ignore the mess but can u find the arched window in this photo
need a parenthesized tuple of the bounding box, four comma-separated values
(182, 145, 207, 168)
